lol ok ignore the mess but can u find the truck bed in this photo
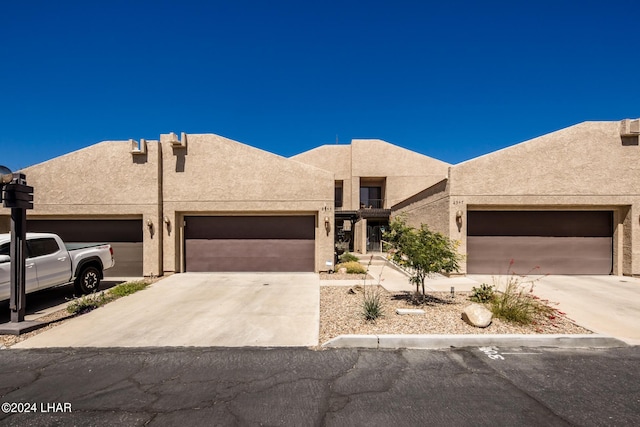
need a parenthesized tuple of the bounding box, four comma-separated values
(64, 242, 109, 251)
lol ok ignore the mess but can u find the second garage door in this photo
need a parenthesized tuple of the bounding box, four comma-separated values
(184, 216, 315, 272)
(27, 219, 143, 277)
(467, 211, 613, 275)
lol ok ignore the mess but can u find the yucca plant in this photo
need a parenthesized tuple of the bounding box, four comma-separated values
(362, 287, 384, 321)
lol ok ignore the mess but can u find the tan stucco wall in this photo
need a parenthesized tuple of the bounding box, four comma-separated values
(392, 180, 452, 236)
(448, 121, 640, 275)
(292, 139, 450, 210)
(160, 133, 335, 273)
(351, 140, 450, 208)
(1, 134, 336, 276)
(291, 145, 354, 209)
(354, 218, 367, 254)
(0, 140, 163, 276)
(450, 122, 640, 196)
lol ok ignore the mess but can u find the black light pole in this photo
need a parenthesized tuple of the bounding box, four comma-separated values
(0, 166, 35, 330)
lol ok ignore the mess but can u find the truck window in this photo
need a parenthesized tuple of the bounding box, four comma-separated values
(27, 238, 60, 258)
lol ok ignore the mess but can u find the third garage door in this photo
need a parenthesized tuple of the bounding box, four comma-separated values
(184, 216, 315, 272)
(466, 211, 613, 275)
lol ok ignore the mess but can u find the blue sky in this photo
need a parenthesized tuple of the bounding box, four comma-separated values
(1, 0, 639, 171)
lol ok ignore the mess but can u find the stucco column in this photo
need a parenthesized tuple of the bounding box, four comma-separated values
(449, 201, 466, 275)
(142, 213, 162, 277)
(354, 218, 367, 254)
(624, 203, 640, 276)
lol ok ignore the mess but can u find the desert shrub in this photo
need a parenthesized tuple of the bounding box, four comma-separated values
(490, 276, 553, 324)
(67, 292, 112, 315)
(67, 280, 150, 315)
(470, 283, 495, 303)
(335, 261, 366, 274)
(362, 288, 385, 321)
(109, 281, 149, 297)
(339, 252, 359, 263)
(384, 216, 461, 298)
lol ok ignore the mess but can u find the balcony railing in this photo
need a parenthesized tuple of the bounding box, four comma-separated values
(360, 199, 384, 209)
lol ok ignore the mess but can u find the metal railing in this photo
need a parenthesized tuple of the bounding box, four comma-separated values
(359, 199, 384, 209)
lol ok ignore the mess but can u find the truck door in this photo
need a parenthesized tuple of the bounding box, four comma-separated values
(0, 241, 39, 300)
(26, 237, 71, 290)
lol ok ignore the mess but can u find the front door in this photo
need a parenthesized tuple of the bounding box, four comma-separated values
(367, 220, 388, 252)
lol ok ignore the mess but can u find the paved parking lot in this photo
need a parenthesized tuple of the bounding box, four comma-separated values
(13, 273, 319, 348)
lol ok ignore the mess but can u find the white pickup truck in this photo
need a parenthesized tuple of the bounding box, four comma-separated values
(0, 233, 115, 301)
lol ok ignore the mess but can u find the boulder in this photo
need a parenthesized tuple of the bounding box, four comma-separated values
(462, 303, 492, 328)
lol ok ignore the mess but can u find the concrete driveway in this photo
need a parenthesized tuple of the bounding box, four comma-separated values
(13, 273, 319, 348)
(468, 274, 640, 345)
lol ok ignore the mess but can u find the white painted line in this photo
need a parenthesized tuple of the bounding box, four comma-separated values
(501, 352, 540, 355)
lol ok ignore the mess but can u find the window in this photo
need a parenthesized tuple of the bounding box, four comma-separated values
(27, 238, 60, 258)
(360, 186, 382, 208)
(335, 181, 343, 208)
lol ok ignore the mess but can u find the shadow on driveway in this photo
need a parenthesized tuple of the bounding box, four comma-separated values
(0, 280, 125, 324)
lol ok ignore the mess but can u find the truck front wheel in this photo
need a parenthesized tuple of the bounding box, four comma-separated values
(75, 266, 101, 294)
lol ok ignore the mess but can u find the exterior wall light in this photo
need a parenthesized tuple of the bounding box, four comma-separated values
(163, 216, 172, 235)
(455, 210, 463, 232)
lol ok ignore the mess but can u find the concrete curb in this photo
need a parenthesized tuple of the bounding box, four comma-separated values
(321, 334, 628, 349)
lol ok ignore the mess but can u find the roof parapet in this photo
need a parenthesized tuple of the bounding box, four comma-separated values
(130, 138, 147, 155)
(168, 132, 187, 148)
(620, 119, 640, 136)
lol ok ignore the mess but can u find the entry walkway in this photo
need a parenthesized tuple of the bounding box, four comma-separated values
(14, 273, 319, 348)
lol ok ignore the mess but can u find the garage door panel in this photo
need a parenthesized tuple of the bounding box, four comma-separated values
(27, 219, 143, 277)
(186, 239, 315, 272)
(467, 211, 613, 275)
(184, 216, 316, 272)
(185, 216, 314, 240)
(108, 243, 144, 277)
(467, 236, 613, 275)
(27, 219, 143, 242)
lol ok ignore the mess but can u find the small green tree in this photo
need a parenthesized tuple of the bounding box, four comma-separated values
(384, 216, 461, 299)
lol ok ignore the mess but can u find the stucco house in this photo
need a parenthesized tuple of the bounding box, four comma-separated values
(393, 119, 640, 276)
(0, 133, 335, 277)
(1, 118, 638, 277)
(291, 139, 450, 254)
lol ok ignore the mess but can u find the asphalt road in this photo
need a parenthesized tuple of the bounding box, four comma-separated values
(0, 346, 638, 426)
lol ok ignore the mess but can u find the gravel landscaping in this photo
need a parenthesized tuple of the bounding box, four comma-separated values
(319, 281, 592, 346)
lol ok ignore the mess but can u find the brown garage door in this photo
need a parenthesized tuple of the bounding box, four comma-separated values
(184, 216, 315, 272)
(467, 211, 613, 275)
(27, 219, 143, 277)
